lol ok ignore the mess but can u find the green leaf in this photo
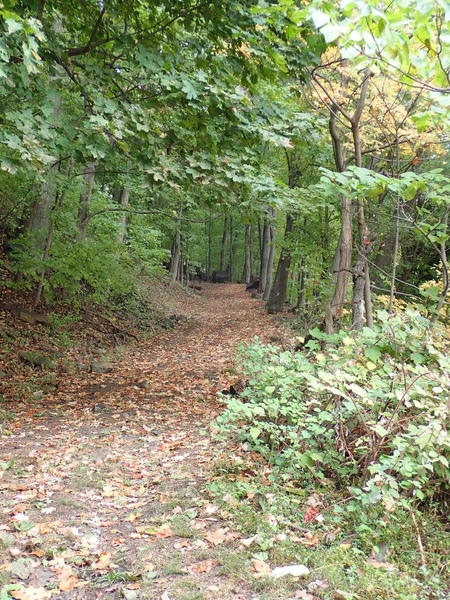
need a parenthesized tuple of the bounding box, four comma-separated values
(365, 346, 381, 362)
(5, 18, 23, 34)
(249, 427, 261, 440)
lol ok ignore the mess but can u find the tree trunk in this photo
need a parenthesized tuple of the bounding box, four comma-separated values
(25, 172, 56, 255)
(325, 196, 353, 333)
(25, 95, 61, 256)
(351, 91, 374, 329)
(206, 209, 212, 277)
(219, 215, 229, 271)
(260, 216, 271, 293)
(77, 162, 95, 238)
(297, 262, 307, 310)
(267, 214, 294, 312)
(170, 229, 181, 284)
(264, 214, 275, 300)
(324, 107, 352, 333)
(243, 224, 252, 284)
(228, 215, 234, 280)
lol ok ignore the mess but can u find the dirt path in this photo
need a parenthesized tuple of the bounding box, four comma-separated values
(0, 284, 290, 600)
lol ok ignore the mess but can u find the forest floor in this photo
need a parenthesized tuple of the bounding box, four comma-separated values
(0, 283, 294, 600)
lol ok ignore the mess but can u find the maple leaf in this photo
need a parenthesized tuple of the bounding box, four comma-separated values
(57, 566, 78, 591)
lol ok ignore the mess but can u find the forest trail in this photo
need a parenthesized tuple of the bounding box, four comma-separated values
(0, 284, 290, 600)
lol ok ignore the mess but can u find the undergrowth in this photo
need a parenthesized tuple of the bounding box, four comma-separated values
(210, 310, 449, 599)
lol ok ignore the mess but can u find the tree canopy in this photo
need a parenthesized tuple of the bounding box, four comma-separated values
(0, 0, 448, 326)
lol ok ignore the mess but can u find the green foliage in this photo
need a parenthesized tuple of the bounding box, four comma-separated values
(215, 312, 449, 512)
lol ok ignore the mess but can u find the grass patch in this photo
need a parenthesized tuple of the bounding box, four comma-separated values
(208, 465, 450, 600)
(95, 571, 134, 585)
(170, 514, 196, 538)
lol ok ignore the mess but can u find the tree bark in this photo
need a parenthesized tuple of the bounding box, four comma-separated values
(170, 229, 181, 284)
(260, 215, 271, 293)
(297, 262, 307, 310)
(25, 171, 56, 254)
(264, 212, 275, 300)
(324, 108, 352, 333)
(229, 215, 235, 280)
(219, 215, 229, 271)
(267, 214, 294, 312)
(243, 224, 252, 284)
(350, 74, 374, 328)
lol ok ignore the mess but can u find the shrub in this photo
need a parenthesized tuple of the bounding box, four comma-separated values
(215, 310, 449, 512)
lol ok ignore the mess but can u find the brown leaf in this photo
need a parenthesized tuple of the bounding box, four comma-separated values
(92, 552, 112, 570)
(251, 559, 271, 578)
(204, 527, 239, 545)
(367, 558, 397, 571)
(293, 532, 319, 547)
(10, 587, 52, 600)
(57, 566, 79, 591)
(187, 559, 219, 574)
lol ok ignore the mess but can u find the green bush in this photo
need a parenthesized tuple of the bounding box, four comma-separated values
(215, 311, 449, 512)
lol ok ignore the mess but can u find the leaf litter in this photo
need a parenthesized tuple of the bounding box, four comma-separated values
(1, 284, 291, 599)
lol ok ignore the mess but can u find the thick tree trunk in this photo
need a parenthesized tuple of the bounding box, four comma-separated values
(25, 173, 56, 254)
(77, 162, 95, 238)
(25, 95, 61, 256)
(267, 214, 294, 313)
(325, 197, 353, 333)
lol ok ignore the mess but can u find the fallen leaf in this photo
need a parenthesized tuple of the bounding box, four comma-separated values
(205, 527, 239, 545)
(9, 558, 38, 580)
(251, 559, 271, 578)
(294, 591, 315, 599)
(135, 523, 173, 538)
(303, 506, 323, 524)
(367, 558, 397, 571)
(293, 532, 319, 547)
(10, 587, 53, 600)
(57, 566, 78, 591)
(241, 536, 256, 547)
(173, 540, 190, 549)
(92, 552, 111, 570)
(187, 559, 219, 574)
